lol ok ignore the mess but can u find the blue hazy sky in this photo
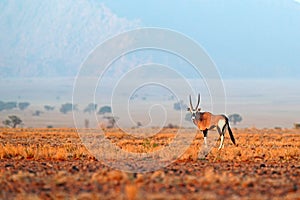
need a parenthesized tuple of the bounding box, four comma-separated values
(0, 0, 300, 79)
(102, 0, 300, 79)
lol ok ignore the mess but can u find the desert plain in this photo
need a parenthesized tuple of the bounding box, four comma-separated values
(0, 127, 299, 200)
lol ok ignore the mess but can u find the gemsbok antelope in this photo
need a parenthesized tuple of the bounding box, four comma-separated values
(187, 94, 236, 150)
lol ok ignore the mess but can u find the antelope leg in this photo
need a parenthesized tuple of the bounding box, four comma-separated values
(218, 135, 224, 150)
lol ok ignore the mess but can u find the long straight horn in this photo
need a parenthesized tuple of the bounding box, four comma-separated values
(189, 95, 194, 110)
(195, 93, 200, 109)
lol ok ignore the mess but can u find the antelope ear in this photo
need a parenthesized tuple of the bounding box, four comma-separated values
(187, 107, 191, 111)
(197, 108, 201, 112)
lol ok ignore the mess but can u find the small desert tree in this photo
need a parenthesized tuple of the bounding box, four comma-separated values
(3, 115, 23, 128)
(18, 102, 30, 110)
(173, 100, 188, 111)
(0, 101, 17, 111)
(60, 103, 77, 114)
(0, 101, 4, 111)
(136, 121, 142, 127)
(98, 106, 112, 115)
(103, 116, 118, 128)
(84, 103, 97, 114)
(84, 119, 89, 128)
(44, 105, 55, 111)
(33, 110, 43, 116)
(228, 113, 243, 125)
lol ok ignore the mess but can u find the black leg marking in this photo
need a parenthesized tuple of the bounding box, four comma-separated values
(217, 126, 222, 136)
(222, 124, 226, 135)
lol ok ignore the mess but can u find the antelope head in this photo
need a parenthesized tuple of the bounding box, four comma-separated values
(187, 94, 201, 120)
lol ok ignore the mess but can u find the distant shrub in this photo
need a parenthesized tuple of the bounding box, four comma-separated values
(84, 103, 97, 114)
(0, 101, 17, 111)
(136, 121, 142, 127)
(228, 114, 243, 125)
(0, 101, 4, 111)
(294, 123, 300, 129)
(173, 100, 188, 111)
(99, 116, 118, 128)
(33, 110, 43, 116)
(44, 105, 55, 111)
(164, 123, 179, 129)
(98, 106, 112, 115)
(60, 103, 77, 114)
(18, 102, 30, 110)
(84, 119, 89, 128)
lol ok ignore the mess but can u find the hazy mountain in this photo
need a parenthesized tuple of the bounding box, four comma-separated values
(1, 1, 300, 79)
(0, 0, 140, 77)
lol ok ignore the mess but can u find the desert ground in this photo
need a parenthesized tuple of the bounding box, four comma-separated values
(0, 127, 299, 200)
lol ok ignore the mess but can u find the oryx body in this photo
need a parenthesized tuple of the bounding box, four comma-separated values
(188, 94, 236, 150)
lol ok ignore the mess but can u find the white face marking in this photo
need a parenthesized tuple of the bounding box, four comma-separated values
(191, 111, 196, 120)
(189, 109, 198, 121)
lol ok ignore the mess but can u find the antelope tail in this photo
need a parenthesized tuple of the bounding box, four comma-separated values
(224, 116, 236, 145)
(227, 123, 236, 145)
